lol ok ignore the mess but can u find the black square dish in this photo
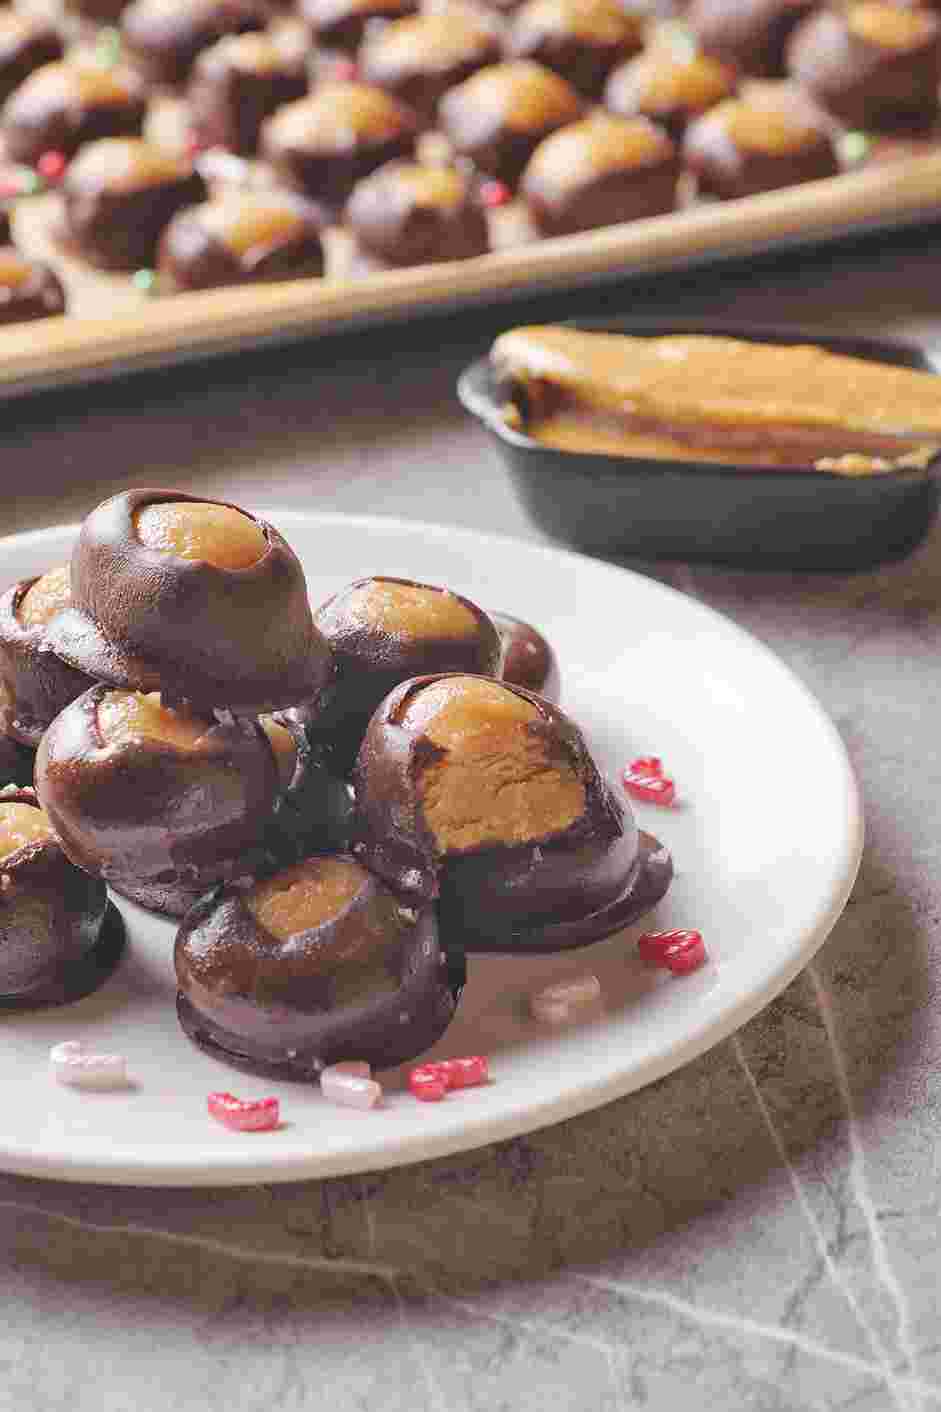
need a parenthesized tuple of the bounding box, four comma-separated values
(457, 319, 941, 570)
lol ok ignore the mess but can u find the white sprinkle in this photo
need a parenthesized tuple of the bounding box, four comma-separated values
(329, 1060, 371, 1078)
(530, 973, 602, 1026)
(320, 1066, 382, 1110)
(49, 1040, 129, 1090)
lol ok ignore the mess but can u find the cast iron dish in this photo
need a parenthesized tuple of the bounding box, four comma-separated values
(457, 318, 941, 570)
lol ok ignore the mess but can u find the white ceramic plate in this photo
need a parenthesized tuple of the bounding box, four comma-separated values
(0, 512, 863, 1186)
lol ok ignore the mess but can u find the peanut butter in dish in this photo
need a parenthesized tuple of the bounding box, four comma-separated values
(491, 326, 941, 472)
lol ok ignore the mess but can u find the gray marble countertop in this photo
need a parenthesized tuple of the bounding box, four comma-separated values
(5, 228, 941, 1412)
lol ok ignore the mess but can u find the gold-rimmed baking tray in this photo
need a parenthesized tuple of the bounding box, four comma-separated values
(3, 147, 941, 401)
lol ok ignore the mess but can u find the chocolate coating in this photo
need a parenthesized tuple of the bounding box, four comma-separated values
(0, 573, 95, 747)
(188, 32, 308, 154)
(682, 83, 839, 199)
(65, 0, 132, 21)
(1, 62, 146, 166)
(44, 489, 333, 716)
(264, 715, 356, 860)
(158, 191, 327, 288)
(786, 4, 941, 130)
(0, 208, 9, 247)
(35, 686, 283, 916)
(0, 785, 125, 1006)
(62, 138, 205, 270)
(603, 49, 736, 141)
(506, 0, 644, 99)
(260, 82, 419, 210)
(0, 246, 65, 323)
(175, 854, 461, 1076)
(352, 674, 672, 952)
(438, 60, 583, 186)
(687, 0, 814, 77)
(344, 161, 489, 268)
(359, 9, 501, 123)
(521, 111, 678, 237)
(0, 687, 35, 786)
(0, 13, 63, 108)
(491, 609, 559, 701)
(120, 0, 267, 86)
(299, 0, 418, 53)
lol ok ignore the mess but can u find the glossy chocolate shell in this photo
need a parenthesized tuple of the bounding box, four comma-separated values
(44, 489, 333, 716)
(682, 85, 838, 199)
(187, 32, 308, 155)
(506, 0, 644, 99)
(62, 138, 206, 271)
(0, 13, 63, 108)
(0, 785, 125, 1006)
(158, 192, 327, 289)
(786, 4, 941, 131)
(120, 0, 266, 86)
(1, 62, 146, 166)
(344, 162, 489, 268)
(299, 0, 419, 53)
(0, 696, 35, 787)
(300, 575, 502, 769)
(35, 686, 283, 916)
(491, 609, 559, 700)
(438, 60, 583, 186)
(687, 0, 813, 78)
(358, 9, 501, 123)
(0, 574, 95, 747)
(175, 854, 461, 1076)
(0, 247, 66, 323)
(263, 714, 356, 860)
(352, 674, 671, 951)
(603, 50, 736, 142)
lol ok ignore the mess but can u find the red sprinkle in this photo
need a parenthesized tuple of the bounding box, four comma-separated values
(409, 1066, 448, 1102)
(439, 1055, 489, 1089)
(623, 769, 676, 806)
(207, 1091, 280, 1132)
(629, 756, 663, 777)
(332, 58, 358, 80)
(480, 179, 511, 209)
(37, 150, 67, 184)
(637, 929, 707, 976)
(184, 132, 209, 160)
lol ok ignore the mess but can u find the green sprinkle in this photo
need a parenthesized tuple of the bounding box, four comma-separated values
(840, 131, 871, 166)
(132, 268, 157, 294)
(95, 27, 122, 65)
(17, 168, 43, 195)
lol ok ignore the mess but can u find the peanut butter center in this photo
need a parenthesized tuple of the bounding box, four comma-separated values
(722, 95, 821, 155)
(527, 112, 674, 190)
(97, 691, 213, 751)
(368, 11, 493, 70)
(68, 138, 188, 193)
(404, 676, 585, 852)
(459, 61, 582, 132)
(0, 801, 55, 860)
(222, 32, 290, 74)
(847, 2, 935, 50)
(519, 0, 642, 46)
(387, 164, 467, 208)
(134, 500, 265, 569)
(18, 565, 70, 628)
(270, 83, 409, 147)
(247, 856, 365, 939)
(0, 252, 33, 290)
(345, 578, 479, 639)
(196, 196, 307, 257)
(259, 715, 297, 790)
(628, 53, 734, 113)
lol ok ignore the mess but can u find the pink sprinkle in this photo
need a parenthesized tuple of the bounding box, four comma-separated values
(409, 1065, 448, 1101)
(637, 928, 707, 976)
(207, 1091, 280, 1132)
(37, 150, 66, 184)
(321, 1067, 383, 1109)
(629, 755, 663, 777)
(439, 1055, 489, 1089)
(332, 58, 358, 80)
(623, 769, 676, 806)
(530, 972, 602, 1025)
(480, 179, 511, 209)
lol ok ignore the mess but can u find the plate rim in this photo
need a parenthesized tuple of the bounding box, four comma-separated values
(0, 509, 865, 1185)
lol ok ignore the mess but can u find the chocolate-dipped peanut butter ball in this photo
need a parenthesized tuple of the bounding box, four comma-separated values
(36, 688, 284, 915)
(0, 567, 95, 748)
(438, 60, 583, 186)
(0, 247, 65, 323)
(0, 785, 125, 1007)
(491, 610, 559, 701)
(299, 0, 418, 54)
(158, 190, 326, 288)
(506, 0, 644, 99)
(44, 490, 333, 716)
(686, 0, 813, 77)
(120, 0, 266, 86)
(604, 49, 736, 141)
(260, 83, 419, 210)
(521, 111, 678, 236)
(0, 687, 35, 787)
(353, 675, 672, 952)
(284, 576, 502, 770)
(175, 853, 461, 1077)
(187, 32, 308, 154)
(682, 82, 838, 198)
(62, 138, 205, 270)
(1, 62, 146, 167)
(359, 8, 501, 123)
(787, 3, 941, 130)
(344, 161, 489, 271)
(0, 13, 63, 108)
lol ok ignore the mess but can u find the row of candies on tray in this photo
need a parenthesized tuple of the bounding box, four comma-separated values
(0, 0, 932, 322)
